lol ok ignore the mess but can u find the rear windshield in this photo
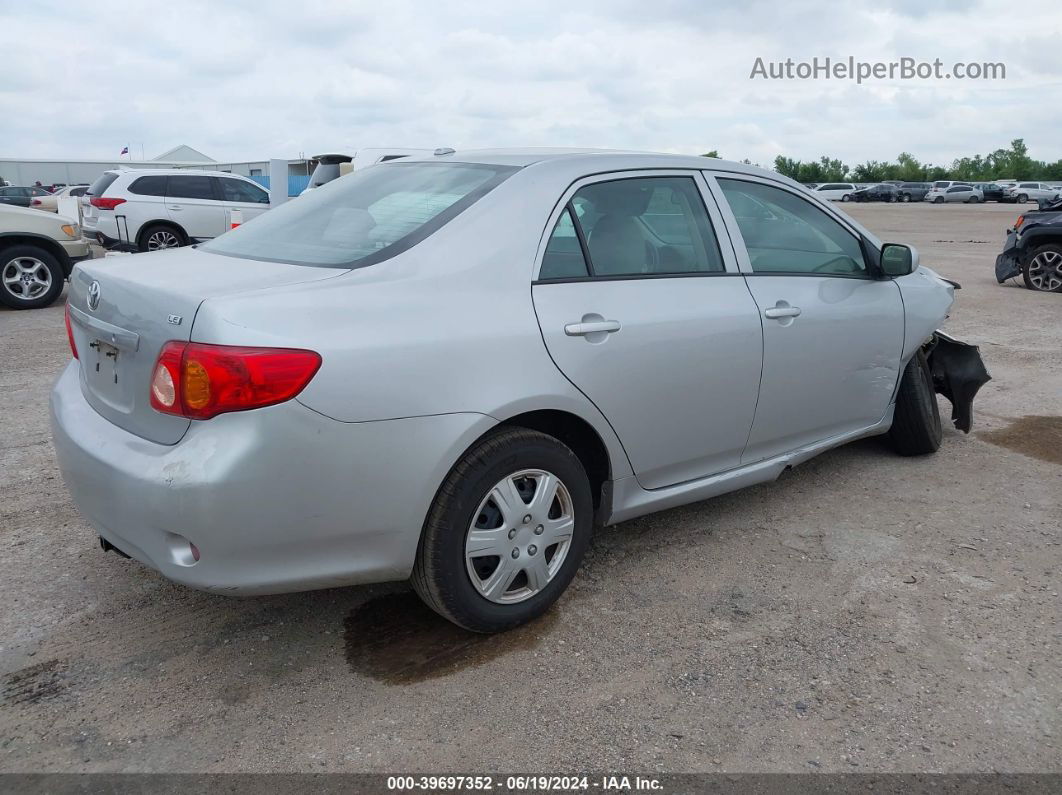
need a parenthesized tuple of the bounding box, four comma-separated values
(87, 172, 119, 196)
(204, 162, 517, 268)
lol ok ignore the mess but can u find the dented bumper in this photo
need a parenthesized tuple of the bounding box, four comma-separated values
(926, 332, 991, 433)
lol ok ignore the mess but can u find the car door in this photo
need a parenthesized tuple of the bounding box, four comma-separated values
(531, 172, 764, 489)
(707, 174, 905, 464)
(165, 174, 227, 240)
(216, 176, 271, 225)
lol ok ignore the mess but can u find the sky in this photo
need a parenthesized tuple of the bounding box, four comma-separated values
(2, 0, 1061, 168)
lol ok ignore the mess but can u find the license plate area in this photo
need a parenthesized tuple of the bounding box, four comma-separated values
(84, 340, 132, 410)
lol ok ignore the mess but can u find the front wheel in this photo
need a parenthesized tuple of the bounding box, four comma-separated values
(0, 244, 65, 309)
(899, 193, 910, 203)
(841, 194, 851, 202)
(1022, 244, 1062, 292)
(933, 196, 944, 204)
(411, 427, 593, 633)
(1017, 193, 1029, 204)
(888, 350, 942, 456)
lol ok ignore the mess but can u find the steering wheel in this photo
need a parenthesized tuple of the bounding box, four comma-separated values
(811, 256, 858, 274)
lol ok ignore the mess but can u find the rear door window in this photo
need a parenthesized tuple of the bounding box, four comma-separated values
(561, 176, 723, 277)
(167, 175, 217, 200)
(540, 208, 590, 280)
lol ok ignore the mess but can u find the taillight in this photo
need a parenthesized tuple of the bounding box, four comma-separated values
(1015, 215, 1025, 229)
(65, 303, 78, 360)
(31, 199, 42, 206)
(90, 197, 126, 210)
(149, 342, 321, 420)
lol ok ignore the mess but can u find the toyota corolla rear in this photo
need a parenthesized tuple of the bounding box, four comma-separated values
(51, 160, 518, 594)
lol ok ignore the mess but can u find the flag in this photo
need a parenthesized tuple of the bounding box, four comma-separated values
(120, 146, 129, 155)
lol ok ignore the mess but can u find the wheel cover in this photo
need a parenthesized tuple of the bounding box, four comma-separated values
(147, 230, 180, 250)
(1028, 250, 1062, 291)
(465, 469, 575, 605)
(2, 256, 52, 301)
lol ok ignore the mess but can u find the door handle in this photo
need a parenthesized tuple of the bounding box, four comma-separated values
(763, 304, 801, 320)
(167, 205, 183, 211)
(564, 319, 621, 336)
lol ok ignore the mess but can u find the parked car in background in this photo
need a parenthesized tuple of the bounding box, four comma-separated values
(81, 169, 271, 252)
(1001, 182, 1061, 204)
(300, 149, 433, 194)
(51, 150, 989, 633)
(896, 182, 931, 202)
(995, 200, 1062, 291)
(925, 185, 984, 204)
(0, 203, 90, 309)
(809, 182, 859, 202)
(851, 183, 899, 202)
(30, 184, 89, 212)
(975, 183, 1005, 202)
(0, 185, 53, 207)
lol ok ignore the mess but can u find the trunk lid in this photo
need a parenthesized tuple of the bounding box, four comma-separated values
(67, 247, 342, 444)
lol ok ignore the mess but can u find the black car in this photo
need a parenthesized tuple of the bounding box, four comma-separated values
(976, 183, 1005, 202)
(0, 186, 52, 207)
(896, 182, 931, 202)
(851, 183, 899, 202)
(995, 199, 1062, 292)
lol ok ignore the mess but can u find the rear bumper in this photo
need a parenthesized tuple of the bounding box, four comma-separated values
(50, 361, 494, 595)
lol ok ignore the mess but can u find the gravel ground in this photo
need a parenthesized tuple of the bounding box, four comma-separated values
(1, 202, 1059, 774)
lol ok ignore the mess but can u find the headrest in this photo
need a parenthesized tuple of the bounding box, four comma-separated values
(583, 181, 653, 216)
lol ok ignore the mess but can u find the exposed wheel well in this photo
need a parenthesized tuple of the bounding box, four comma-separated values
(137, 221, 187, 248)
(498, 410, 612, 513)
(0, 234, 69, 274)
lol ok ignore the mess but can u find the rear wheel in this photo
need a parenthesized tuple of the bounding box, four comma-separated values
(898, 193, 910, 203)
(411, 427, 593, 633)
(933, 196, 944, 204)
(888, 350, 942, 456)
(138, 224, 186, 253)
(1017, 193, 1029, 204)
(0, 244, 64, 309)
(1022, 244, 1062, 292)
(841, 194, 851, 202)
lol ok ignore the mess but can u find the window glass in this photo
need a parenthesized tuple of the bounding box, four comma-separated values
(128, 175, 168, 196)
(87, 172, 119, 197)
(70, 187, 87, 197)
(29, 187, 51, 196)
(1020, 183, 1037, 188)
(204, 162, 515, 268)
(539, 207, 589, 280)
(167, 175, 216, 200)
(718, 179, 867, 277)
(569, 177, 723, 276)
(219, 178, 269, 203)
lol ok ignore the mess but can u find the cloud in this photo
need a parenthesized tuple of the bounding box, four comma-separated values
(1, 0, 1059, 169)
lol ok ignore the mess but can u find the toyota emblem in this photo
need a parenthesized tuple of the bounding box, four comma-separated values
(87, 281, 101, 311)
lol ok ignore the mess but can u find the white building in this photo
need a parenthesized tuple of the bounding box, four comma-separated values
(0, 145, 312, 187)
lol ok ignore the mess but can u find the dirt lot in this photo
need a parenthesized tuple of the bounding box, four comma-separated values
(1, 202, 1059, 774)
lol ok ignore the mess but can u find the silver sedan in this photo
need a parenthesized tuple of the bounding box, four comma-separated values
(51, 150, 989, 632)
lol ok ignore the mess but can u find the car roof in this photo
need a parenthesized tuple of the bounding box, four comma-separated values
(398, 147, 802, 189)
(107, 168, 257, 179)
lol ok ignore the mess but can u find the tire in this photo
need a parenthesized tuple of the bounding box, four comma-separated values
(933, 196, 944, 204)
(899, 193, 910, 203)
(411, 427, 593, 633)
(1017, 193, 1029, 204)
(887, 349, 942, 456)
(1022, 244, 1062, 292)
(841, 194, 851, 202)
(0, 244, 65, 309)
(137, 223, 186, 253)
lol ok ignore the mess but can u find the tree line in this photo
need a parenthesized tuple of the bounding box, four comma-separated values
(703, 140, 1062, 183)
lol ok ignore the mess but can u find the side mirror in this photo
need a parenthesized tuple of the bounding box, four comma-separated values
(881, 243, 919, 277)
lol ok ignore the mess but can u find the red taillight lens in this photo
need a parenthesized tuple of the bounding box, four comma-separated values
(65, 303, 78, 360)
(90, 197, 126, 210)
(31, 199, 42, 206)
(149, 342, 321, 420)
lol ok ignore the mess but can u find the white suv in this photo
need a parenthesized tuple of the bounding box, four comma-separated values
(810, 182, 859, 202)
(81, 169, 271, 252)
(1001, 182, 1062, 204)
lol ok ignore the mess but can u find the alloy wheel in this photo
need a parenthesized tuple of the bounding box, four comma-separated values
(465, 469, 574, 604)
(1027, 250, 1062, 291)
(1, 256, 52, 301)
(147, 230, 181, 250)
